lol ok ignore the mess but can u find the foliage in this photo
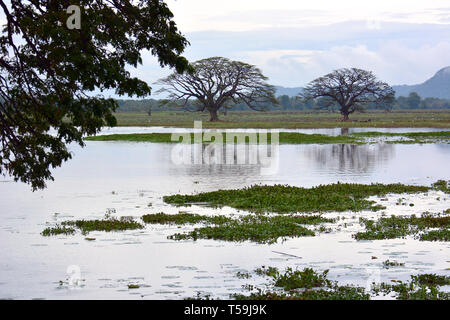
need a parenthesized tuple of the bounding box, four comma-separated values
(0, 0, 190, 189)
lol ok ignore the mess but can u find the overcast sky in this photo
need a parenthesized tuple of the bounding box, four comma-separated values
(2, 1, 450, 97)
(137, 0, 450, 97)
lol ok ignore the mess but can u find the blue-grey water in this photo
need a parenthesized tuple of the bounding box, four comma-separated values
(0, 127, 448, 299)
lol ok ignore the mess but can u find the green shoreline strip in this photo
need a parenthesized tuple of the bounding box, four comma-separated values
(85, 132, 361, 144)
(84, 131, 449, 144)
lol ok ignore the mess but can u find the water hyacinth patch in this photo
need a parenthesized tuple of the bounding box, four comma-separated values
(141, 212, 231, 225)
(42, 216, 144, 236)
(353, 212, 450, 241)
(167, 215, 334, 244)
(164, 183, 432, 214)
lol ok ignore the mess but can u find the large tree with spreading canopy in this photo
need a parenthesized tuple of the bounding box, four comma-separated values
(0, 0, 190, 189)
(301, 68, 395, 121)
(156, 57, 277, 121)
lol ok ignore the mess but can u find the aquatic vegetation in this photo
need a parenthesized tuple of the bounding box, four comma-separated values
(62, 217, 144, 235)
(382, 260, 405, 268)
(353, 213, 450, 241)
(267, 267, 331, 290)
(42, 216, 144, 236)
(141, 212, 231, 225)
(232, 266, 370, 300)
(41, 225, 76, 237)
(127, 284, 140, 289)
(236, 272, 252, 279)
(432, 180, 449, 192)
(168, 215, 333, 244)
(164, 183, 431, 214)
(230, 267, 449, 300)
(373, 274, 450, 300)
(420, 229, 450, 241)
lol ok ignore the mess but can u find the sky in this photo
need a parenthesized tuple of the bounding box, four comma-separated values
(137, 0, 450, 97)
(1, 0, 450, 97)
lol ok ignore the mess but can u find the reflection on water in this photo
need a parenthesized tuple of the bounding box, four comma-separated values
(305, 144, 395, 174)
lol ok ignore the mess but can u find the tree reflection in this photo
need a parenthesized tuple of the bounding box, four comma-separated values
(305, 143, 395, 173)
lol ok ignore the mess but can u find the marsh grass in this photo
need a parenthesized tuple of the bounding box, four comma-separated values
(354, 213, 450, 241)
(168, 215, 333, 244)
(164, 183, 431, 214)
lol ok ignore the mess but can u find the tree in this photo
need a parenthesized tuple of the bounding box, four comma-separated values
(406, 92, 421, 109)
(301, 68, 395, 121)
(278, 95, 291, 110)
(0, 0, 190, 189)
(156, 57, 277, 121)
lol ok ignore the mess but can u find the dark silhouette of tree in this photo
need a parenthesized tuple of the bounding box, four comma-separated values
(0, 0, 190, 189)
(301, 68, 395, 121)
(156, 57, 277, 121)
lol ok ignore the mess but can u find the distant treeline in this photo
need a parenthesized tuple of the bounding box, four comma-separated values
(115, 92, 450, 113)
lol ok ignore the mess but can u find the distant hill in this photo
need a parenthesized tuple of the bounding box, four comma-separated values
(274, 86, 303, 97)
(393, 67, 450, 99)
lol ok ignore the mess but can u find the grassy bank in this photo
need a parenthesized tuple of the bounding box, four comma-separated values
(112, 110, 450, 128)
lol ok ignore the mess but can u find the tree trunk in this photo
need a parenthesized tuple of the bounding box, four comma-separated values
(340, 108, 350, 121)
(209, 109, 219, 122)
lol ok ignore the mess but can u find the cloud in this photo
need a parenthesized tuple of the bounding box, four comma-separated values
(238, 41, 450, 87)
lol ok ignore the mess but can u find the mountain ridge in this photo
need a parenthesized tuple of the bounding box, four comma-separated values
(274, 67, 450, 99)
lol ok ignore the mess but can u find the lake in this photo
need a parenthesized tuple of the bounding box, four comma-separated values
(0, 127, 449, 299)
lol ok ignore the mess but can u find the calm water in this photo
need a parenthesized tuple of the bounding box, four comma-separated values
(0, 128, 449, 299)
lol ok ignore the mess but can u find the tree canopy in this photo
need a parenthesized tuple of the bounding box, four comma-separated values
(156, 57, 277, 121)
(0, 0, 190, 189)
(301, 68, 395, 120)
